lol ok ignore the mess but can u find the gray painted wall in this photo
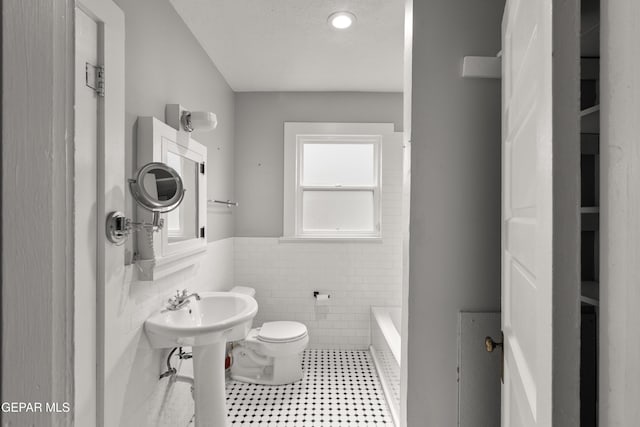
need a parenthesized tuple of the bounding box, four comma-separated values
(115, 0, 235, 242)
(234, 92, 403, 237)
(406, 0, 504, 425)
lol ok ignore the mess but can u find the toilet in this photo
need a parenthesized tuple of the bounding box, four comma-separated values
(229, 286, 309, 385)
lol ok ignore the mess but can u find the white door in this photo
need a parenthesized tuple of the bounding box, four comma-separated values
(501, 0, 553, 425)
(74, 7, 100, 425)
(74, 1, 125, 426)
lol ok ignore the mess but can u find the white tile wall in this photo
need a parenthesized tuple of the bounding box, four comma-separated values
(234, 136, 404, 350)
(112, 238, 235, 426)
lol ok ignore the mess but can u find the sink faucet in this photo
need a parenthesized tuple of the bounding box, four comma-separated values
(167, 289, 201, 311)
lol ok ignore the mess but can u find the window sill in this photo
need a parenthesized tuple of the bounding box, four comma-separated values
(278, 236, 383, 243)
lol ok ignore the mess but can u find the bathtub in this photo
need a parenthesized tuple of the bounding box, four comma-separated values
(370, 306, 401, 426)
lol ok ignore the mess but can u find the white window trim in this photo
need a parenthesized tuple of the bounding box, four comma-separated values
(295, 135, 381, 237)
(283, 122, 395, 241)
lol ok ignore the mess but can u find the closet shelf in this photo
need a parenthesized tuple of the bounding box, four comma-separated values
(581, 207, 600, 214)
(581, 212, 599, 231)
(461, 55, 501, 79)
(580, 23, 600, 57)
(580, 104, 600, 117)
(580, 23, 600, 38)
(581, 105, 601, 133)
(580, 105, 600, 117)
(581, 281, 599, 306)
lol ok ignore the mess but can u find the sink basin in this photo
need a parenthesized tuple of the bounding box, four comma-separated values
(145, 291, 258, 348)
(145, 291, 258, 427)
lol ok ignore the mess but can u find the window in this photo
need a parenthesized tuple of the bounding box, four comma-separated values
(284, 123, 388, 239)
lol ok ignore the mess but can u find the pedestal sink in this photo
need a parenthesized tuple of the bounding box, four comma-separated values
(145, 291, 258, 427)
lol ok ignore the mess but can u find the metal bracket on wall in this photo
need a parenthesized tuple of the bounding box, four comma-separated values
(85, 62, 105, 97)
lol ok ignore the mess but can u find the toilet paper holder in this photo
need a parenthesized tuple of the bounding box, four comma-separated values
(313, 291, 330, 299)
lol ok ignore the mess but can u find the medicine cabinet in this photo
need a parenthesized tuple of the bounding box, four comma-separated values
(135, 117, 207, 280)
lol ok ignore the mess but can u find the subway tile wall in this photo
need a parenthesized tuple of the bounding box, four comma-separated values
(114, 238, 234, 426)
(234, 135, 404, 350)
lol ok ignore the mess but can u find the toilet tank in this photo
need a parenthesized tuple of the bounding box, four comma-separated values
(230, 286, 256, 297)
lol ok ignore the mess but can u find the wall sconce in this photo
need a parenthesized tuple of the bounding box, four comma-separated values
(181, 110, 217, 132)
(166, 104, 217, 133)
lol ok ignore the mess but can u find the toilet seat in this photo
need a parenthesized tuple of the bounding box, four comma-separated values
(257, 321, 308, 343)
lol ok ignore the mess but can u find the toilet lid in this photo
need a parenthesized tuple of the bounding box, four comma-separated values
(257, 321, 308, 343)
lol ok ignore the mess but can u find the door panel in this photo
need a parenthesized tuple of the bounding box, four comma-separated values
(75, 1, 125, 426)
(74, 7, 99, 425)
(502, 0, 553, 425)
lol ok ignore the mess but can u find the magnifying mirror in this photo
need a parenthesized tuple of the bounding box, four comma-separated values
(129, 162, 185, 227)
(106, 162, 185, 245)
(106, 162, 186, 245)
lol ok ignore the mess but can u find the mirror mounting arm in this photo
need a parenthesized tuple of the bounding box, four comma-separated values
(131, 217, 164, 233)
(105, 212, 165, 245)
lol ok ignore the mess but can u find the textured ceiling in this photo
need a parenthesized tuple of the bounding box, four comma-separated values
(169, 0, 405, 92)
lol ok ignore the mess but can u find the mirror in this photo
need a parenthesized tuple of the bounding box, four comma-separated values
(166, 151, 199, 242)
(129, 162, 185, 223)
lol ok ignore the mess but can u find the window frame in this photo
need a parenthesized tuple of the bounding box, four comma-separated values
(284, 122, 392, 241)
(295, 135, 381, 237)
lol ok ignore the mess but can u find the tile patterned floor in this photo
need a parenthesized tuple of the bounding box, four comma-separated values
(224, 349, 394, 426)
(370, 347, 400, 416)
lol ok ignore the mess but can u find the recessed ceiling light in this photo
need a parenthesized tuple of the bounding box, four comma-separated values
(328, 11, 356, 30)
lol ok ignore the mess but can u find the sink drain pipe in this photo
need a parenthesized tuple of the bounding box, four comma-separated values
(159, 347, 195, 396)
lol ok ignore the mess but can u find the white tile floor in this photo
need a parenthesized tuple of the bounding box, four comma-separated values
(224, 350, 394, 426)
(370, 346, 400, 415)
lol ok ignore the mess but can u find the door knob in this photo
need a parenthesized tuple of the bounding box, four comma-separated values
(485, 333, 504, 383)
(485, 336, 503, 352)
